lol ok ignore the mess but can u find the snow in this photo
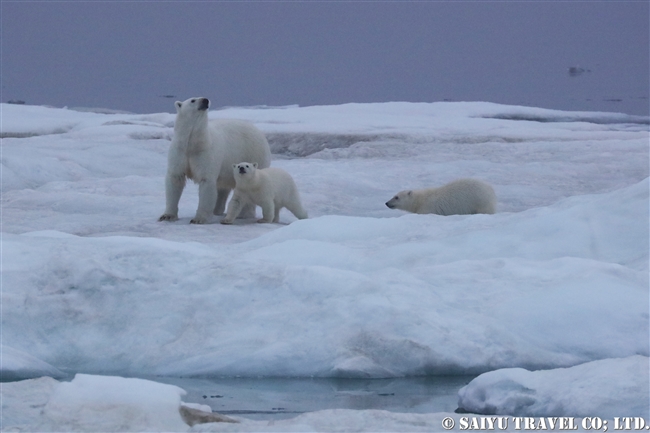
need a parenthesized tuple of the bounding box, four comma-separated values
(1, 101, 648, 429)
(458, 356, 650, 419)
(0, 374, 468, 432)
(2, 372, 644, 432)
(0, 345, 64, 381)
(189, 409, 463, 432)
(1, 374, 188, 432)
(41, 374, 188, 432)
(2, 187, 647, 378)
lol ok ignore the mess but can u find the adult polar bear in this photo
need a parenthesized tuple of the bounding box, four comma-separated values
(159, 97, 271, 224)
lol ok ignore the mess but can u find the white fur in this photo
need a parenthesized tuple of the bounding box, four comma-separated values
(386, 178, 496, 216)
(159, 97, 271, 224)
(221, 162, 308, 224)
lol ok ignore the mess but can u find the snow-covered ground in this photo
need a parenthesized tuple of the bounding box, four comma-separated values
(459, 355, 649, 419)
(1, 101, 648, 431)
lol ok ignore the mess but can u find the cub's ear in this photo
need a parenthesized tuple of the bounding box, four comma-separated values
(175, 101, 183, 112)
(407, 191, 413, 196)
(233, 164, 237, 169)
(253, 162, 258, 168)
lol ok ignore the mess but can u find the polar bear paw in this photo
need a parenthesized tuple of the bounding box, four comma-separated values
(159, 214, 179, 222)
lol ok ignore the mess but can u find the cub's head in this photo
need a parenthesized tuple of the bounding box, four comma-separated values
(385, 190, 413, 210)
(174, 97, 210, 115)
(233, 162, 258, 180)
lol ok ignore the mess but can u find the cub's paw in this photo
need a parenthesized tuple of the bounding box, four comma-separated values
(220, 218, 233, 225)
(159, 214, 178, 222)
(256, 218, 272, 224)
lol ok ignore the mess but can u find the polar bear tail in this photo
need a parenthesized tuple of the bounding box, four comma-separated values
(288, 204, 308, 220)
(289, 207, 308, 220)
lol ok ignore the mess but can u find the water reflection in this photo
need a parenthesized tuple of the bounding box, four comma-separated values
(153, 376, 476, 420)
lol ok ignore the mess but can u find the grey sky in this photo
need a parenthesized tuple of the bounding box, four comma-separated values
(2, 1, 648, 115)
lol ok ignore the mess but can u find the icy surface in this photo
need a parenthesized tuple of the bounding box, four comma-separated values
(0, 375, 477, 432)
(42, 374, 188, 432)
(1, 376, 60, 429)
(189, 409, 465, 432)
(458, 356, 649, 418)
(0, 344, 64, 381)
(1, 101, 649, 429)
(1, 374, 189, 432)
(2, 182, 648, 378)
(1, 372, 644, 432)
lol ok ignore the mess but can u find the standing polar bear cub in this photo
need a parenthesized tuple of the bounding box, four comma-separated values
(221, 162, 308, 224)
(386, 178, 496, 216)
(159, 97, 271, 224)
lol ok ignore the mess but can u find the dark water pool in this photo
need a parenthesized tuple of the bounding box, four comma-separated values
(151, 376, 476, 421)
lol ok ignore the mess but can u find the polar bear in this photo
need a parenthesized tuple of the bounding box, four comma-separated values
(385, 178, 496, 215)
(159, 97, 271, 224)
(221, 162, 308, 224)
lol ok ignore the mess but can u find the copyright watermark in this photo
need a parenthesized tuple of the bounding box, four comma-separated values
(441, 416, 650, 431)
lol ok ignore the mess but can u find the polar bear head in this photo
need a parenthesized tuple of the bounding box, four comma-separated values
(173, 97, 210, 134)
(175, 97, 210, 113)
(233, 162, 259, 184)
(385, 190, 413, 210)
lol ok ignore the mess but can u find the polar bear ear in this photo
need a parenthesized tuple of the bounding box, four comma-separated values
(407, 191, 413, 196)
(253, 163, 258, 169)
(175, 101, 183, 112)
(233, 164, 237, 169)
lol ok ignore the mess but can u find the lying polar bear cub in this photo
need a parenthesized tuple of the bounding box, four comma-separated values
(386, 178, 496, 216)
(221, 162, 308, 224)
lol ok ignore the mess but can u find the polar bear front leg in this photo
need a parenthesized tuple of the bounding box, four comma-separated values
(191, 179, 218, 224)
(221, 191, 246, 224)
(257, 200, 275, 224)
(159, 173, 186, 221)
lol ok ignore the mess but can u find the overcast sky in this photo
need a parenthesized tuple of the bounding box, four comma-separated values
(2, 1, 648, 115)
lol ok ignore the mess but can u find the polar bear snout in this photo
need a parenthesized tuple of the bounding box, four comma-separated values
(238, 166, 247, 174)
(385, 196, 399, 209)
(198, 98, 210, 111)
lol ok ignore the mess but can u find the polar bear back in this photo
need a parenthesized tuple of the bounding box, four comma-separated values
(255, 167, 299, 202)
(389, 179, 496, 216)
(418, 179, 496, 215)
(209, 119, 271, 189)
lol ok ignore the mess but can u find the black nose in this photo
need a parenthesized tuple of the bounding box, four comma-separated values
(199, 98, 210, 110)
(239, 166, 246, 173)
(385, 202, 393, 208)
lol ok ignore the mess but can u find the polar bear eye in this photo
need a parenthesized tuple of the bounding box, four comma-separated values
(191, 99, 196, 103)
(394, 196, 399, 200)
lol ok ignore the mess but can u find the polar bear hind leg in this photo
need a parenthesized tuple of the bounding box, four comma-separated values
(213, 187, 231, 216)
(257, 199, 276, 223)
(273, 205, 282, 223)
